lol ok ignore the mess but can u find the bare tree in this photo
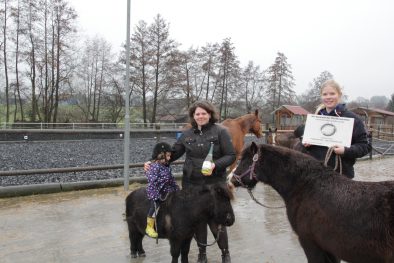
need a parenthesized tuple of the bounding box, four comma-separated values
(0, 0, 11, 122)
(76, 36, 113, 122)
(387, 94, 394, 112)
(148, 14, 177, 123)
(240, 61, 265, 113)
(128, 20, 152, 123)
(216, 38, 239, 119)
(51, 0, 77, 123)
(298, 70, 333, 112)
(370, 95, 389, 109)
(24, 0, 40, 121)
(11, 0, 25, 121)
(200, 43, 219, 102)
(265, 52, 295, 111)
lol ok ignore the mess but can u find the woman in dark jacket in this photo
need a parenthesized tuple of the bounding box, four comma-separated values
(296, 79, 370, 178)
(170, 100, 236, 263)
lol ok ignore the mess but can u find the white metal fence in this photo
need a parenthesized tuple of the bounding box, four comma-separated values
(1, 122, 188, 130)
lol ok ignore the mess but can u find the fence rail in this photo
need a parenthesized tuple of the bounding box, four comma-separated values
(0, 160, 184, 177)
(1, 122, 188, 130)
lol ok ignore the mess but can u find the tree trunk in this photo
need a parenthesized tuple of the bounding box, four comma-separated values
(3, 0, 10, 122)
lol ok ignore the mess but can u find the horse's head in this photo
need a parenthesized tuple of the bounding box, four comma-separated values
(227, 142, 260, 189)
(267, 128, 277, 145)
(249, 109, 263, 138)
(206, 183, 235, 226)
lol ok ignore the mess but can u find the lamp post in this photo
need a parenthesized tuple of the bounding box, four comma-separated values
(123, 0, 131, 190)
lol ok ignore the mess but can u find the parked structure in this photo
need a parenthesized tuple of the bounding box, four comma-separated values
(271, 105, 310, 130)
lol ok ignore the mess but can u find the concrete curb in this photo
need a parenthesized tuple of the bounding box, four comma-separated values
(0, 173, 182, 198)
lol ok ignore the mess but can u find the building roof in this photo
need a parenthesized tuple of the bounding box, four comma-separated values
(271, 105, 310, 115)
(351, 107, 394, 117)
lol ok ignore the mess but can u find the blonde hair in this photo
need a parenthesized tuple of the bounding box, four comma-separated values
(315, 79, 343, 114)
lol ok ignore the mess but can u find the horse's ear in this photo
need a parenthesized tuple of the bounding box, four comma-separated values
(274, 128, 277, 132)
(250, 141, 258, 155)
(254, 109, 259, 116)
(269, 128, 272, 132)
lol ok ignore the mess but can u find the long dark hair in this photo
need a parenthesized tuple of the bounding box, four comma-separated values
(188, 100, 219, 126)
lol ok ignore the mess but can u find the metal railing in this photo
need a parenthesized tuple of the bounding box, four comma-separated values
(0, 160, 184, 177)
(1, 122, 188, 130)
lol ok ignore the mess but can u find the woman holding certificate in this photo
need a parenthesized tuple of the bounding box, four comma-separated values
(295, 79, 371, 178)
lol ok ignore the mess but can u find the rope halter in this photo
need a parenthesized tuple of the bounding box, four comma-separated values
(232, 153, 259, 188)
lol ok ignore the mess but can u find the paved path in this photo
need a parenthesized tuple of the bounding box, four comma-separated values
(0, 156, 393, 263)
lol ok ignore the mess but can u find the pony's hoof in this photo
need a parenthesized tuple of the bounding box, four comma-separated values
(197, 253, 207, 263)
(138, 252, 146, 257)
(222, 252, 231, 263)
(130, 253, 138, 258)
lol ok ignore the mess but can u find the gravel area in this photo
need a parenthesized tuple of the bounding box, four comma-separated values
(1, 137, 179, 186)
(2, 135, 391, 187)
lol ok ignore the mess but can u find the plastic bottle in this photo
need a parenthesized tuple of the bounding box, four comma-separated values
(201, 142, 214, 176)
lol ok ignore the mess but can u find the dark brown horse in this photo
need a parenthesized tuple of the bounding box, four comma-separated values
(266, 128, 277, 145)
(229, 142, 394, 263)
(221, 109, 262, 169)
(266, 128, 305, 152)
(125, 184, 235, 263)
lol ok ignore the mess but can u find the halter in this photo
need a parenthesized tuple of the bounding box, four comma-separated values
(232, 151, 285, 209)
(232, 153, 259, 188)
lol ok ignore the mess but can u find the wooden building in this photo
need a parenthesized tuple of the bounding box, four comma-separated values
(351, 107, 394, 126)
(271, 105, 310, 130)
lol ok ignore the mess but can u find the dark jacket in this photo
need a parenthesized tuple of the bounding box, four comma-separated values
(170, 122, 236, 188)
(296, 104, 371, 178)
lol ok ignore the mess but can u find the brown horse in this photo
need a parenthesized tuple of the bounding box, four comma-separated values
(221, 109, 263, 169)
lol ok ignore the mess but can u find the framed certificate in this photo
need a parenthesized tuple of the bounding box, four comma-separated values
(302, 114, 354, 147)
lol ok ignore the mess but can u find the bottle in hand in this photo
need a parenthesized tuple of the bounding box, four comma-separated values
(201, 142, 214, 176)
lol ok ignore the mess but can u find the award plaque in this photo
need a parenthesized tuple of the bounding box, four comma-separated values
(302, 114, 354, 147)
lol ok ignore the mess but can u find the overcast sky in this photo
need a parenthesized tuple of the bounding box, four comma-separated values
(68, 0, 394, 102)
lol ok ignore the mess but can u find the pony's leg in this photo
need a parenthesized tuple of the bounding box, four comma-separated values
(208, 221, 231, 262)
(195, 222, 208, 256)
(136, 232, 146, 257)
(325, 252, 340, 263)
(180, 238, 192, 263)
(126, 219, 139, 258)
(170, 239, 182, 263)
(299, 237, 328, 263)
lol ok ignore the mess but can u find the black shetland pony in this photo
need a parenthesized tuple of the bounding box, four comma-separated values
(125, 183, 235, 263)
(229, 142, 394, 263)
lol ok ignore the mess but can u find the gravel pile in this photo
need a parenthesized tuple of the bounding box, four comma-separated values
(0, 137, 178, 186)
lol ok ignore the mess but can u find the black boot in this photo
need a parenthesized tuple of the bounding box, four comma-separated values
(221, 249, 231, 263)
(197, 252, 207, 263)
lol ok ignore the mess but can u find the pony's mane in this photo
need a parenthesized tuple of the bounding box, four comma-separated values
(166, 183, 234, 205)
(260, 144, 337, 177)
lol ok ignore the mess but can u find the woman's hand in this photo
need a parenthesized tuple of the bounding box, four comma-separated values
(202, 162, 215, 176)
(333, 145, 345, 155)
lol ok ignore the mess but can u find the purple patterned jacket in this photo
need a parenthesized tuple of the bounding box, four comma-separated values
(146, 162, 179, 201)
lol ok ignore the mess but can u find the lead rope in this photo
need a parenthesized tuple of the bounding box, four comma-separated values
(153, 202, 159, 244)
(247, 188, 285, 209)
(324, 146, 343, 175)
(194, 225, 223, 247)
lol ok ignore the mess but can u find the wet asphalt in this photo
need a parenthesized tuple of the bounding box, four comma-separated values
(0, 156, 393, 263)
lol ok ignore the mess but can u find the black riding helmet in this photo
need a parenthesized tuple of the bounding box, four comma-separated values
(152, 142, 172, 160)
